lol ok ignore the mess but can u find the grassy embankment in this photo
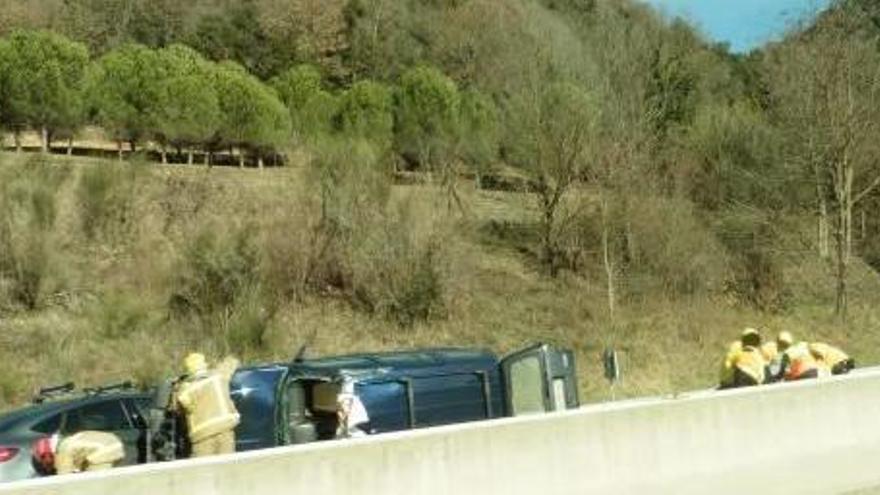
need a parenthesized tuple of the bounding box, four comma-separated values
(1, 152, 879, 411)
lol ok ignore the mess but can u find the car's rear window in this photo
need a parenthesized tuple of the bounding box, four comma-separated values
(63, 400, 131, 432)
(0, 405, 49, 433)
(32, 414, 62, 434)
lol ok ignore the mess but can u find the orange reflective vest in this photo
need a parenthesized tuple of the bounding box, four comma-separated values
(783, 342, 820, 380)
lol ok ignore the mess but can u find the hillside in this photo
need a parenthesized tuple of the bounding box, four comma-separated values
(1, 152, 879, 409)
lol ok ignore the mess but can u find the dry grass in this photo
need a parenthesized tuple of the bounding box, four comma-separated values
(1, 153, 879, 411)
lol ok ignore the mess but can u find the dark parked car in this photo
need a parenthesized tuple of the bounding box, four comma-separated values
(0, 383, 151, 482)
(228, 343, 579, 451)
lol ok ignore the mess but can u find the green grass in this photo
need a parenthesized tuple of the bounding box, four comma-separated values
(1, 152, 879, 410)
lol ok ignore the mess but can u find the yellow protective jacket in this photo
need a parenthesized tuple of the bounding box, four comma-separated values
(719, 341, 742, 387)
(733, 346, 766, 385)
(176, 357, 241, 444)
(760, 341, 778, 363)
(54, 431, 124, 474)
(809, 342, 850, 370)
(783, 342, 820, 380)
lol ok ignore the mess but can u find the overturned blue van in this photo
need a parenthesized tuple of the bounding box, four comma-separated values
(229, 343, 579, 451)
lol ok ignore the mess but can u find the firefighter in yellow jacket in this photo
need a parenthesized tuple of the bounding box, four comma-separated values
(810, 342, 855, 375)
(174, 353, 241, 458)
(719, 340, 742, 389)
(54, 431, 124, 474)
(720, 328, 766, 388)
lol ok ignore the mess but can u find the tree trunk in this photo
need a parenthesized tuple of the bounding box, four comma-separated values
(66, 138, 73, 156)
(161, 147, 167, 164)
(205, 151, 212, 168)
(41, 127, 49, 153)
(835, 207, 848, 318)
(601, 196, 616, 321)
(117, 141, 124, 161)
(861, 209, 867, 240)
(812, 140, 831, 260)
(834, 157, 854, 319)
(238, 148, 245, 168)
(540, 191, 557, 277)
(129, 140, 137, 154)
(257, 156, 264, 170)
(188, 150, 194, 165)
(14, 131, 21, 153)
(818, 199, 830, 260)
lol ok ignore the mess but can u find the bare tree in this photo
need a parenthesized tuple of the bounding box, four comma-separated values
(768, 8, 880, 317)
(506, 77, 598, 277)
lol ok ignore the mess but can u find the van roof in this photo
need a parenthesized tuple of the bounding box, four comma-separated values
(299, 348, 496, 372)
(232, 348, 498, 379)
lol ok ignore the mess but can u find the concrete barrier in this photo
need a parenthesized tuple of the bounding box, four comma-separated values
(4, 369, 880, 495)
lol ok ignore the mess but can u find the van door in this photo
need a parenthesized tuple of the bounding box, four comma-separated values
(500, 344, 579, 416)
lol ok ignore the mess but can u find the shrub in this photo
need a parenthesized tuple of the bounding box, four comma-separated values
(221, 286, 273, 356)
(76, 162, 140, 241)
(347, 199, 450, 326)
(89, 291, 153, 339)
(713, 209, 789, 311)
(0, 156, 67, 309)
(170, 222, 261, 317)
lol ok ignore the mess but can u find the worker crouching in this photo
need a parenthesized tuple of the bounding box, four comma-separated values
(54, 431, 124, 474)
(776, 333, 826, 381)
(810, 342, 855, 375)
(175, 353, 241, 457)
(720, 328, 767, 388)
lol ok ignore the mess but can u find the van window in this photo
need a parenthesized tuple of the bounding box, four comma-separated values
(509, 356, 546, 415)
(355, 382, 409, 433)
(412, 374, 485, 427)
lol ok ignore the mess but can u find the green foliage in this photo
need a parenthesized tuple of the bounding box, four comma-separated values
(338, 79, 394, 147)
(683, 101, 787, 211)
(271, 64, 337, 142)
(457, 89, 499, 174)
(186, 2, 287, 79)
(0, 30, 89, 138)
(213, 61, 292, 152)
(85, 43, 164, 146)
(395, 65, 461, 169)
(154, 46, 220, 148)
(155, 75, 221, 148)
(0, 156, 68, 309)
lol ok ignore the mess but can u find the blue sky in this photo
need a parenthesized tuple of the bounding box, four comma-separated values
(641, 0, 832, 52)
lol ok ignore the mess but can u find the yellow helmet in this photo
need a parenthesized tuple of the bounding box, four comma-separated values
(777, 331, 794, 346)
(184, 353, 208, 375)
